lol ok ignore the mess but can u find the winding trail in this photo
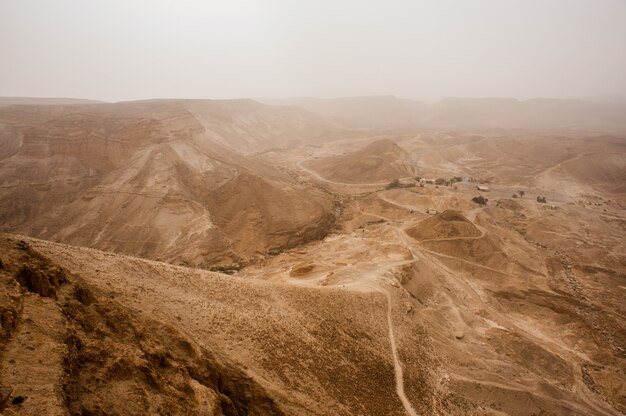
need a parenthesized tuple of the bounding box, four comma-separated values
(419, 248, 508, 275)
(383, 288, 420, 416)
(416, 223, 487, 243)
(355, 201, 399, 223)
(378, 193, 427, 214)
(294, 249, 421, 415)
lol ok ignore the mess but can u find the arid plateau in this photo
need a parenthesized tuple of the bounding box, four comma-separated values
(0, 96, 624, 415)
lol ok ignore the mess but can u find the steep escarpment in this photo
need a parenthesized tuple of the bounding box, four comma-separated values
(0, 236, 285, 416)
(206, 171, 334, 259)
(0, 100, 336, 267)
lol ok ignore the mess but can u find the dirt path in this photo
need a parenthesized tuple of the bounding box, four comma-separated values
(291, 247, 421, 416)
(383, 288, 420, 416)
(538, 152, 589, 177)
(355, 201, 402, 223)
(416, 226, 486, 243)
(464, 206, 483, 222)
(378, 193, 428, 214)
(297, 158, 385, 186)
(419, 247, 509, 276)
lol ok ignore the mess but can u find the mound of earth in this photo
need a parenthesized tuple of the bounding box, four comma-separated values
(406, 210, 482, 241)
(304, 139, 412, 183)
(407, 211, 507, 269)
(495, 198, 524, 211)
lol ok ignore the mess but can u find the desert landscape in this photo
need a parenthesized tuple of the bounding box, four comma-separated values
(0, 95, 624, 415)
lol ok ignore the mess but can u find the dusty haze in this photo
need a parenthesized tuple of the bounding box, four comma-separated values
(1, 0, 626, 102)
(0, 1, 625, 416)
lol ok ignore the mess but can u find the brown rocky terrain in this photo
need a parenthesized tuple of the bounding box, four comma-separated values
(406, 210, 482, 240)
(302, 138, 414, 184)
(0, 97, 625, 415)
(0, 100, 337, 268)
(0, 234, 444, 415)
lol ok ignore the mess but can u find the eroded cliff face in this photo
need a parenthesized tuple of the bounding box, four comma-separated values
(0, 100, 336, 267)
(0, 237, 285, 416)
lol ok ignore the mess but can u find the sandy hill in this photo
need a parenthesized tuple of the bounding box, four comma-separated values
(0, 100, 335, 267)
(407, 210, 507, 269)
(406, 210, 482, 240)
(0, 233, 446, 416)
(303, 139, 412, 183)
(205, 171, 334, 259)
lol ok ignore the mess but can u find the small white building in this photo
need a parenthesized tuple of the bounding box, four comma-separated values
(476, 185, 490, 192)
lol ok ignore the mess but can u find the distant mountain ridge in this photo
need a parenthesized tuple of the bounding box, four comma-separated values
(0, 97, 105, 106)
(261, 95, 428, 127)
(5, 95, 626, 132)
(263, 95, 626, 132)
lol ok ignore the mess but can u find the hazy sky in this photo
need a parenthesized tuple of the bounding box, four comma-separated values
(1, 0, 625, 102)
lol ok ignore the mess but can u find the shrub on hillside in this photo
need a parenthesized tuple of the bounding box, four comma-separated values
(386, 179, 401, 189)
(472, 195, 488, 206)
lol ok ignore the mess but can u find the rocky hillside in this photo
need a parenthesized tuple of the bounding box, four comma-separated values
(0, 100, 336, 267)
(0, 234, 449, 416)
(304, 139, 413, 184)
